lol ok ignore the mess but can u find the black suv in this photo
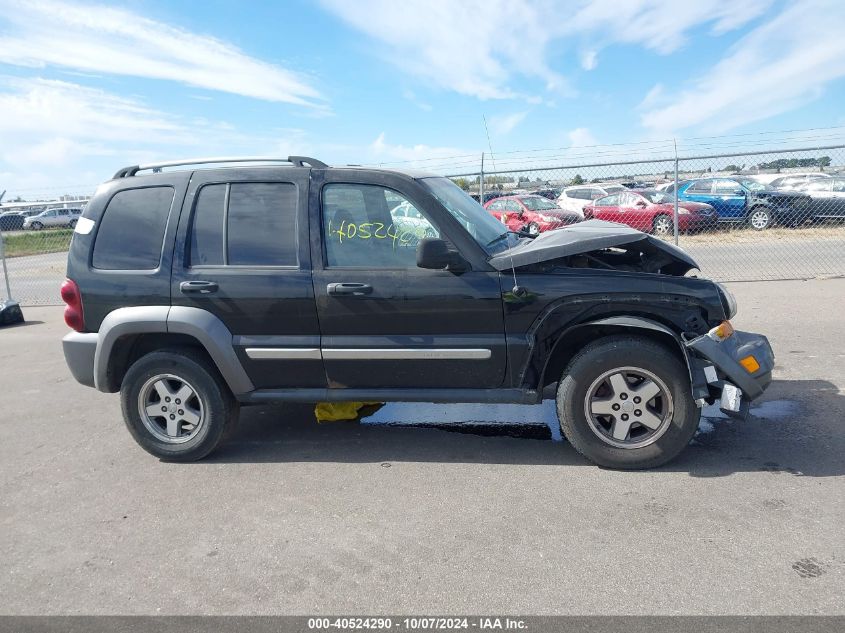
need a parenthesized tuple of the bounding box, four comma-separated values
(61, 156, 774, 469)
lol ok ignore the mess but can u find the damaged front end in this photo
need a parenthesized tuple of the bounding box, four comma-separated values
(489, 220, 775, 417)
(488, 219, 699, 276)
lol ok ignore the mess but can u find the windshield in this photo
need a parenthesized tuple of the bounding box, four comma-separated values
(421, 177, 516, 254)
(640, 191, 674, 203)
(739, 179, 766, 192)
(520, 196, 559, 211)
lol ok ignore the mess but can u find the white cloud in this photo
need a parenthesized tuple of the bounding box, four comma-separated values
(489, 112, 527, 136)
(368, 133, 476, 169)
(320, 0, 567, 101)
(402, 89, 433, 112)
(641, 0, 845, 133)
(320, 0, 769, 102)
(565, 0, 772, 55)
(567, 127, 598, 148)
(0, 0, 325, 108)
(0, 77, 300, 195)
(579, 50, 598, 71)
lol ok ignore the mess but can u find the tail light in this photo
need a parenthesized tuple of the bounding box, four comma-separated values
(60, 278, 85, 332)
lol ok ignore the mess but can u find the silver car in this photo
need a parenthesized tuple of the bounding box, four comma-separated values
(23, 207, 83, 230)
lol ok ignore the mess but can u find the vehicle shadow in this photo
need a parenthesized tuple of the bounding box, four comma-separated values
(206, 379, 844, 478)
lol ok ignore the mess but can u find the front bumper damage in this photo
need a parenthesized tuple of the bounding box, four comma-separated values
(684, 327, 775, 419)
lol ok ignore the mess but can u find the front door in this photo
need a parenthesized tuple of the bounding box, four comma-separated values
(171, 168, 325, 390)
(310, 176, 507, 390)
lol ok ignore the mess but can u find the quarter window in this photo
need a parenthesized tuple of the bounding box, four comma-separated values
(322, 183, 439, 268)
(687, 181, 713, 194)
(93, 186, 174, 270)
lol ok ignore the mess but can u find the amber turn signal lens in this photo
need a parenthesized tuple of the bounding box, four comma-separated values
(709, 321, 735, 341)
(739, 355, 760, 373)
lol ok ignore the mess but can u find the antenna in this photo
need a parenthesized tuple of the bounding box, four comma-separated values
(482, 115, 497, 172)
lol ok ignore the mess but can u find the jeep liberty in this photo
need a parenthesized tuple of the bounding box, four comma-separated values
(61, 156, 774, 469)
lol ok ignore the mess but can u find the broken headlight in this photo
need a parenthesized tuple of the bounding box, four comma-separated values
(716, 282, 737, 319)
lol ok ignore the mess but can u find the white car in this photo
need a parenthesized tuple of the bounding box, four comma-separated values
(768, 173, 830, 191)
(556, 184, 627, 216)
(23, 207, 83, 230)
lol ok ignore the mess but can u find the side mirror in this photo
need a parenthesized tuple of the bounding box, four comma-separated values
(734, 189, 745, 196)
(635, 200, 647, 208)
(416, 238, 465, 271)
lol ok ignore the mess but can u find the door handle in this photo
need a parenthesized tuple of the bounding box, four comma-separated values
(180, 280, 219, 295)
(327, 282, 373, 296)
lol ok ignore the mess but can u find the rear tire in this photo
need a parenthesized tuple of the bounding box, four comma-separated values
(120, 348, 238, 462)
(556, 335, 699, 469)
(68, 219, 77, 229)
(527, 222, 540, 235)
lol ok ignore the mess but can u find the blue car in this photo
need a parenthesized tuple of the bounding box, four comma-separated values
(675, 177, 811, 230)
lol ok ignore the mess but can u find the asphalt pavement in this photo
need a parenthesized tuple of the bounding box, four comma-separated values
(0, 279, 843, 615)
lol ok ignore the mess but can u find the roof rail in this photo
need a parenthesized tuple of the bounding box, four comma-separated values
(112, 155, 328, 179)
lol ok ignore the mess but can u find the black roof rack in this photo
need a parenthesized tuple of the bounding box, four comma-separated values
(113, 155, 328, 179)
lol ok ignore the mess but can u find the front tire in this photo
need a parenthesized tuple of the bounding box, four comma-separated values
(527, 222, 540, 235)
(30, 221, 43, 230)
(747, 207, 771, 230)
(556, 336, 699, 469)
(120, 348, 238, 461)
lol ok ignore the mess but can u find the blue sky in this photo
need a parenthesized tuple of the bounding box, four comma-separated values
(1, 0, 845, 197)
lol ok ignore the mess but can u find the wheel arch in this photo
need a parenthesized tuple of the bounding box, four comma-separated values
(93, 306, 254, 395)
(540, 316, 694, 391)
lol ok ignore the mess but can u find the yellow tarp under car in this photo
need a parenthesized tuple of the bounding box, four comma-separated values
(314, 401, 383, 422)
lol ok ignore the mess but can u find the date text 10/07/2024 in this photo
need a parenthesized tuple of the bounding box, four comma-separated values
(307, 617, 528, 630)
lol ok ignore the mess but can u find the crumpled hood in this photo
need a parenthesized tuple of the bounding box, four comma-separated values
(488, 219, 699, 272)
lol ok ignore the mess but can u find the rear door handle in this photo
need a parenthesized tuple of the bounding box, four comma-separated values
(180, 280, 219, 295)
(327, 282, 373, 296)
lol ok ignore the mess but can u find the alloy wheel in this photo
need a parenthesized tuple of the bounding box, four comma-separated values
(138, 373, 205, 444)
(584, 366, 674, 449)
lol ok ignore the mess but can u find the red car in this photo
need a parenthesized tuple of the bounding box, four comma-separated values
(484, 195, 582, 235)
(584, 189, 716, 235)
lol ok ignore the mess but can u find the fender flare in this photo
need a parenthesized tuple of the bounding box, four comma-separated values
(542, 315, 698, 389)
(93, 306, 254, 395)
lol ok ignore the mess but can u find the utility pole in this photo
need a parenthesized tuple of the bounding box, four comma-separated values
(673, 138, 680, 246)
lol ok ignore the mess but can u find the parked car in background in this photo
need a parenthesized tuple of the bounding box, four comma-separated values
(768, 173, 830, 191)
(485, 194, 582, 235)
(557, 184, 627, 215)
(23, 207, 83, 230)
(530, 188, 561, 200)
(0, 209, 41, 231)
(470, 191, 505, 204)
(675, 178, 810, 230)
(584, 190, 716, 235)
(796, 177, 845, 220)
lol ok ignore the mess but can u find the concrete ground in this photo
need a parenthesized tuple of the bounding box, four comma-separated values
(0, 279, 843, 615)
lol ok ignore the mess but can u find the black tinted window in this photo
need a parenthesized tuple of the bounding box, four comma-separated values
(227, 183, 297, 266)
(189, 184, 226, 266)
(93, 187, 174, 270)
(188, 182, 298, 267)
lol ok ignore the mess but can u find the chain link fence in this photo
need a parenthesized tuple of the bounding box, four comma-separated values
(1, 145, 844, 306)
(448, 145, 845, 282)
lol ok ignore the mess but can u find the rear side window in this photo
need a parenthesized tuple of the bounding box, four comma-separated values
(189, 182, 297, 267)
(93, 187, 174, 270)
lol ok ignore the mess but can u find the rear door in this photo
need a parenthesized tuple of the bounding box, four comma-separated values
(171, 167, 325, 390)
(590, 194, 621, 221)
(712, 179, 747, 220)
(310, 172, 507, 390)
